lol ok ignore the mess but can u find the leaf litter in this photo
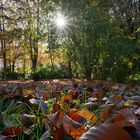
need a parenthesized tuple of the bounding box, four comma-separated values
(0, 79, 140, 140)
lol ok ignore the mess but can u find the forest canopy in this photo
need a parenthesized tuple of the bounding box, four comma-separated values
(1, 0, 140, 82)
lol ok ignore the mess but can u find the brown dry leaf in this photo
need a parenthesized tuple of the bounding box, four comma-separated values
(47, 110, 86, 140)
(52, 124, 66, 140)
(100, 104, 115, 120)
(47, 111, 66, 140)
(21, 114, 35, 128)
(71, 90, 79, 99)
(79, 123, 133, 140)
(108, 95, 123, 105)
(120, 108, 137, 123)
(90, 92, 105, 99)
(23, 89, 34, 97)
(53, 110, 64, 127)
(2, 126, 22, 137)
(77, 109, 97, 123)
(63, 116, 86, 139)
(135, 122, 140, 139)
(118, 120, 134, 128)
(101, 108, 111, 119)
(52, 103, 60, 113)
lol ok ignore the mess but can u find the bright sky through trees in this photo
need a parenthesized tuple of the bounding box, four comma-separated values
(55, 13, 66, 28)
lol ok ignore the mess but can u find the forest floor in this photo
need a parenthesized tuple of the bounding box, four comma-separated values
(0, 79, 140, 140)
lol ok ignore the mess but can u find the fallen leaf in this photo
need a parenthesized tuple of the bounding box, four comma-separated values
(113, 114, 125, 122)
(0, 135, 11, 140)
(120, 109, 137, 123)
(29, 98, 48, 111)
(21, 114, 35, 128)
(79, 123, 132, 140)
(71, 90, 79, 99)
(68, 109, 86, 124)
(40, 129, 52, 140)
(135, 108, 140, 116)
(100, 104, 115, 120)
(77, 109, 97, 123)
(2, 126, 22, 137)
(52, 103, 60, 113)
(63, 115, 86, 139)
(47, 110, 86, 140)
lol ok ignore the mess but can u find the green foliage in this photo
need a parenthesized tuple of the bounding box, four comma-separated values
(30, 68, 47, 81)
(0, 72, 25, 80)
(130, 73, 140, 80)
(30, 67, 68, 81)
(6, 72, 18, 80)
(111, 63, 130, 83)
(46, 69, 63, 79)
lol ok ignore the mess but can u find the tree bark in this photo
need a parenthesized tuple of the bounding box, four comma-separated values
(0, 4, 7, 80)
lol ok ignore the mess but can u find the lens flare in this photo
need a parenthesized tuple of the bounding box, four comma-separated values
(56, 16, 66, 27)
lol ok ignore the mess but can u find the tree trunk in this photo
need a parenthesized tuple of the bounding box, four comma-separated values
(23, 58, 26, 79)
(2, 40, 7, 80)
(29, 34, 38, 72)
(139, 0, 140, 12)
(68, 60, 72, 79)
(12, 62, 15, 72)
(0, 6, 7, 80)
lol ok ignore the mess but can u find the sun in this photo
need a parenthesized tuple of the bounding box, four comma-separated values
(56, 16, 66, 28)
(55, 13, 66, 28)
(51, 11, 72, 35)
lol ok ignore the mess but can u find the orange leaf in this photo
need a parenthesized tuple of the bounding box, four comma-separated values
(63, 115, 86, 139)
(63, 95, 72, 100)
(68, 109, 86, 124)
(48, 83, 52, 89)
(101, 108, 111, 119)
(114, 95, 122, 100)
(70, 126, 86, 140)
(57, 95, 72, 104)
(113, 114, 125, 122)
(68, 110, 82, 121)
(77, 109, 97, 123)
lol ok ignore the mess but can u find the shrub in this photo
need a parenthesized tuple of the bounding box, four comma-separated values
(6, 72, 18, 80)
(30, 67, 47, 81)
(111, 63, 129, 83)
(0, 72, 25, 80)
(30, 67, 67, 81)
(46, 70, 64, 79)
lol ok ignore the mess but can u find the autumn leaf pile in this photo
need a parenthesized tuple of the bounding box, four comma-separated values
(0, 80, 140, 140)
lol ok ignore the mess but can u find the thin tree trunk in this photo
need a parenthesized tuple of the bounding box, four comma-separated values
(68, 60, 72, 79)
(139, 0, 140, 12)
(23, 58, 26, 79)
(49, 49, 54, 70)
(0, 5, 7, 80)
(1, 40, 7, 80)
